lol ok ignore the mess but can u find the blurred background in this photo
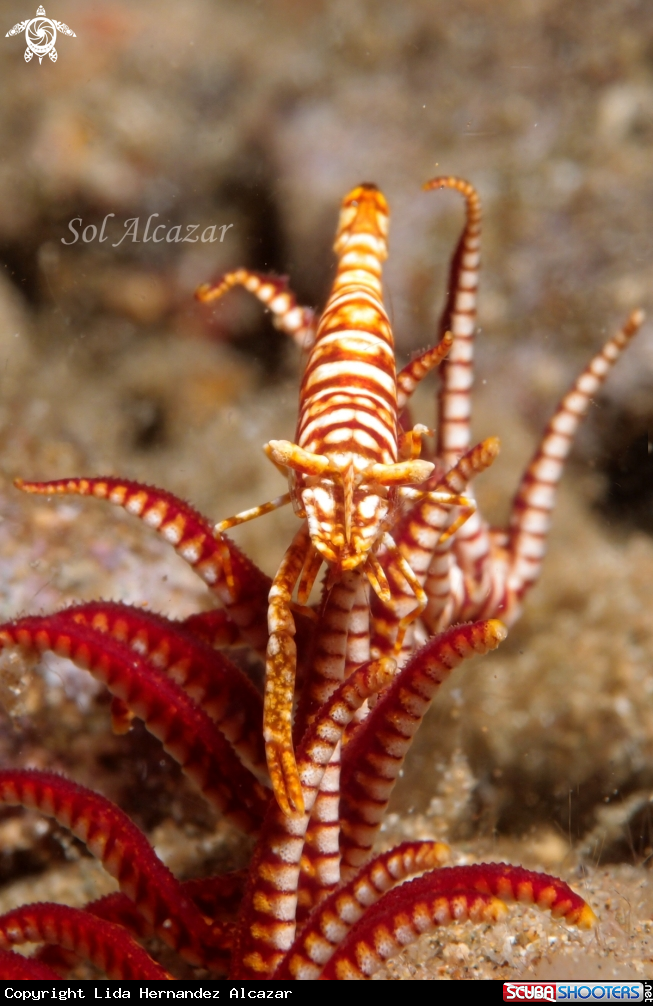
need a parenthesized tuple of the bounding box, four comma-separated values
(0, 0, 652, 978)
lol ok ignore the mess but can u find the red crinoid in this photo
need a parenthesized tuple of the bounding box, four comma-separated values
(0, 573, 595, 979)
(0, 175, 639, 979)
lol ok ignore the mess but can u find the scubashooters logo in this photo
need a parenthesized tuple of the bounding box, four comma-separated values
(2, 990, 295, 1000)
(503, 984, 644, 1002)
(5, 5, 76, 63)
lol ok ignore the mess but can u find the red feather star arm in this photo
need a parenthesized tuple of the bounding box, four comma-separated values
(0, 770, 225, 969)
(292, 572, 363, 921)
(440, 311, 646, 631)
(87, 879, 243, 944)
(425, 175, 482, 468)
(181, 871, 248, 922)
(14, 476, 272, 653)
(371, 437, 500, 657)
(230, 657, 396, 980)
(0, 902, 172, 980)
(58, 600, 266, 779)
(294, 570, 361, 738)
(74, 891, 154, 939)
(296, 570, 372, 921)
(0, 614, 268, 831)
(273, 840, 452, 979)
(181, 608, 244, 647)
(395, 331, 454, 411)
(294, 748, 342, 925)
(340, 619, 507, 878)
(421, 175, 509, 626)
(318, 864, 595, 980)
(321, 890, 506, 979)
(35, 873, 246, 978)
(196, 269, 317, 350)
(408, 863, 597, 924)
(503, 308, 645, 623)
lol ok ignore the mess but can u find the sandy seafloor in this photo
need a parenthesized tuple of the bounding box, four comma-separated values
(0, 0, 652, 980)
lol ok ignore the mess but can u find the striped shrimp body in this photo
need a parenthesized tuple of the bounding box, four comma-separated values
(198, 185, 471, 816)
(270, 186, 445, 571)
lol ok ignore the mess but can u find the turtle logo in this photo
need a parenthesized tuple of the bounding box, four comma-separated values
(5, 5, 76, 64)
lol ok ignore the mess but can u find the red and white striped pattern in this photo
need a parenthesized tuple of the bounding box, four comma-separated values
(231, 658, 395, 979)
(318, 863, 595, 979)
(0, 903, 172, 980)
(196, 268, 317, 349)
(296, 186, 396, 468)
(426, 176, 482, 466)
(0, 770, 221, 968)
(274, 840, 451, 979)
(504, 308, 644, 618)
(340, 620, 507, 876)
